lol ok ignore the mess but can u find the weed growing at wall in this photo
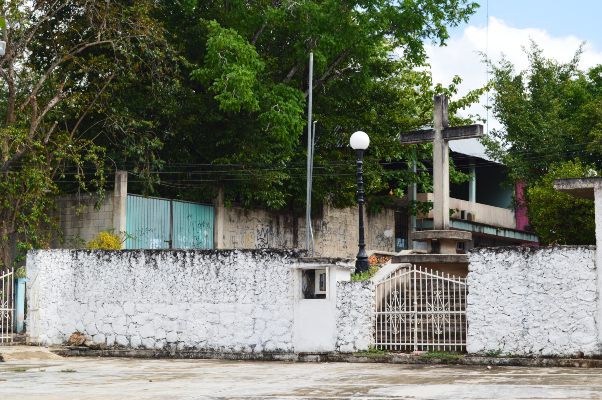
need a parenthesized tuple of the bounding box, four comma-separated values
(351, 265, 380, 282)
(420, 351, 463, 360)
(354, 345, 388, 357)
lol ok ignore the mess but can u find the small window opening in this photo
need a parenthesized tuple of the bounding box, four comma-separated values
(302, 269, 327, 299)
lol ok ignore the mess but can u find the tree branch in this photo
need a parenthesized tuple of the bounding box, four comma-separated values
(69, 74, 115, 138)
(283, 63, 301, 83)
(19, 39, 114, 112)
(251, 20, 267, 45)
(304, 48, 351, 98)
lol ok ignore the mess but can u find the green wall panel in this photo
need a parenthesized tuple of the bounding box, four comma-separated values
(172, 200, 214, 249)
(125, 195, 214, 249)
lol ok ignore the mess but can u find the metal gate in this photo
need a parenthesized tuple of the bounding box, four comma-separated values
(374, 265, 467, 352)
(125, 195, 214, 249)
(0, 268, 14, 344)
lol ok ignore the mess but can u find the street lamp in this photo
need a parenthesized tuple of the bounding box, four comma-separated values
(0, 41, 5, 57)
(350, 131, 370, 273)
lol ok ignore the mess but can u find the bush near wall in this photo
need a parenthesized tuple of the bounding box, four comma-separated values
(86, 232, 122, 250)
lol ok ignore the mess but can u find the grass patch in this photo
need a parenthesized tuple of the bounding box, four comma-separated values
(420, 351, 463, 360)
(485, 349, 502, 357)
(351, 265, 380, 282)
(7, 367, 29, 373)
(354, 346, 388, 357)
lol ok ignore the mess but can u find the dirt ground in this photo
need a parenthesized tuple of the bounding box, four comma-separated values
(2, 346, 602, 399)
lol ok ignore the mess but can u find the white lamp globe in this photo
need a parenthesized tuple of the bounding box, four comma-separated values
(350, 131, 370, 150)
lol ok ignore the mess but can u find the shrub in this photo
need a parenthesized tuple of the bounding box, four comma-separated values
(86, 231, 122, 250)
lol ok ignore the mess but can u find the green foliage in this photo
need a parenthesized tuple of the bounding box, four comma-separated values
(147, 0, 481, 210)
(351, 265, 380, 282)
(0, 1, 166, 266)
(15, 266, 26, 279)
(420, 351, 463, 360)
(527, 160, 595, 245)
(484, 349, 502, 357)
(354, 345, 388, 356)
(485, 44, 602, 180)
(193, 21, 265, 113)
(484, 44, 602, 243)
(86, 231, 122, 250)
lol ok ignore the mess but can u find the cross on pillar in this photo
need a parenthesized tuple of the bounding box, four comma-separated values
(400, 95, 483, 230)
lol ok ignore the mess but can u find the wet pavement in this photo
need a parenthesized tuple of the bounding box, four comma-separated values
(1, 346, 602, 399)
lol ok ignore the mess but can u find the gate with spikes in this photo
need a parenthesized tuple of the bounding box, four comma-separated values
(0, 268, 14, 344)
(374, 264, 467, 352)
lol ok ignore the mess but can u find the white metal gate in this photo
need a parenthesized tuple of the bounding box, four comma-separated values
(0, 268, 14, 344)
(374, 265, 467, 352)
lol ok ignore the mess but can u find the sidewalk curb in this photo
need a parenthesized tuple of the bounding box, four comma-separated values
(49, 347, 602, 368)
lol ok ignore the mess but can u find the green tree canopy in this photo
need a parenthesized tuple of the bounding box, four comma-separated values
(115, 0, 481, 210)
(0, 0, 172, 267)
(484, 44, 602, 244)
(527, 160, 595, 245)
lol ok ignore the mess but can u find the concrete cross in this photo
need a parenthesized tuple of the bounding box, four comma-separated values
(400, 95, 483, 230)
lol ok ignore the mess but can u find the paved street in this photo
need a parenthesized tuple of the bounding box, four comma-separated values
(2, 347, 602, 399)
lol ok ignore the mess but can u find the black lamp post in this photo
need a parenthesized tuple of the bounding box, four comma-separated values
(350, 131, 370, 273)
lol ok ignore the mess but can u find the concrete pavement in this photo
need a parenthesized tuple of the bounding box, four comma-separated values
(1, 346, 602, 399)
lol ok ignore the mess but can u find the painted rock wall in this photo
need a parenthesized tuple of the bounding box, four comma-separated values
(468, 246, 599, 356)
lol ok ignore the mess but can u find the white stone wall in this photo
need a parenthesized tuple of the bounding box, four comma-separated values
(335, 281, 374, 352)
(27, 249, 299, 352)
(468, 246, 600, 356)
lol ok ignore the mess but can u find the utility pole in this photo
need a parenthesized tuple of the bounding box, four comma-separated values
(305, 52, 314, 254)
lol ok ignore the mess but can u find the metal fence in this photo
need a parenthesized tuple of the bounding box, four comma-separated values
(0, 268, 14, 344)
(374, 264, 467, 352)
(125, 195, 214, 249)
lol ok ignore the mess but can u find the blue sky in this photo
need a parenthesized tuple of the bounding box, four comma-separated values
(454, 0, 602, 49)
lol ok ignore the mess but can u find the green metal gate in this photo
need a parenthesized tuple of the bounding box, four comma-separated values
(125, 195, 214, 249)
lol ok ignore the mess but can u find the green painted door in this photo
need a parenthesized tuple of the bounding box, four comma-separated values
(172, 200, 214, 249)
(125, 195, 214, 249)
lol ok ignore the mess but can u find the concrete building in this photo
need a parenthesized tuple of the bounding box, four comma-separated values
(396, 150, 538, 251)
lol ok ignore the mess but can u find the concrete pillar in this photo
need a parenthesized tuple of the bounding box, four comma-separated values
(595, 185, 602, 342)
(432, 95, 450, 230)
(213, 187, 225, 249)
(408, 156, 417, 250)
(469, 163, 476, 203)
(112, 171, 127, 235)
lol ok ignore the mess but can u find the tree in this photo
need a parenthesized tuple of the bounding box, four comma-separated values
(484, 44, 602, 244)
(526, 160, 595, 245)
(0, 1, 170, 267)
(143, 0, 480, 210)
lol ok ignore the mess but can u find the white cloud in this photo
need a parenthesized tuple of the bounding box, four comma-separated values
(425, 17, 602, 158)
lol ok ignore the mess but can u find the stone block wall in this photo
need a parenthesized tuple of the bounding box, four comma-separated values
(335, 281, 374, 352)
(468, 246, 600, 356)
(54, 193, 115, 247)
(27, 249, 301, 352)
